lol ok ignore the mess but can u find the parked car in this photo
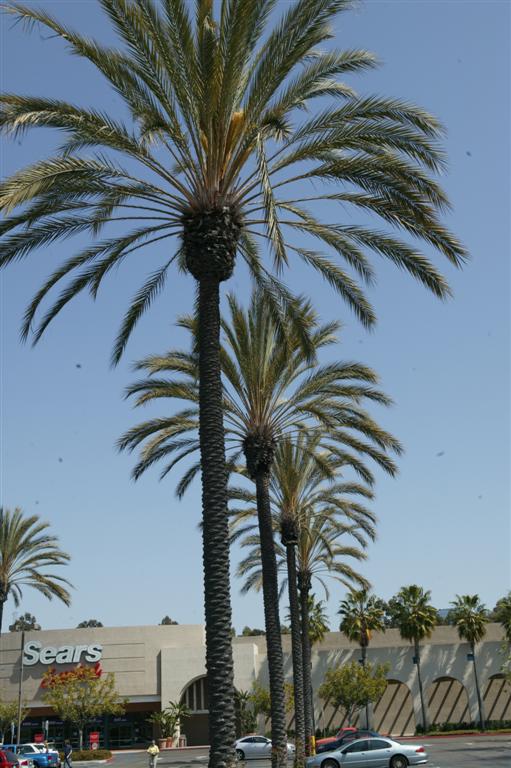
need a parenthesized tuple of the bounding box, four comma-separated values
(316, 728, 358, 749)
(306, 737, 428, 768)
(235, 736, 296, 760)
(22, 746, 60, 768)
(316, 731, 381, 754)
(2, 746, 57, 768)
(0, 751, 33, 768)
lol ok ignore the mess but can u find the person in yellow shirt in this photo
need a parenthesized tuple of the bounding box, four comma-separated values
(147, 739, 160, 768)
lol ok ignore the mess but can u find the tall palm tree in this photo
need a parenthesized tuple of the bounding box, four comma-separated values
(307, 597, 330, 647)
(449, 594, 488, 730)
(235, 436, 378, 753)
(492, 592, 511, 644)
(119, 293, 399, 766)
(338, 588, 385, 727)
(387, 585, 437, 731)
(1, 2, 465, 763)
(0, 507, 72, 635)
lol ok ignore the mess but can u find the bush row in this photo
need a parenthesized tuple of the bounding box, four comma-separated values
(416, 719, 511, 734)
(58, 749, 112, 761)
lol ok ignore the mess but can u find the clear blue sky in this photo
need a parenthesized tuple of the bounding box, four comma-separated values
(1, 1, 509, 634)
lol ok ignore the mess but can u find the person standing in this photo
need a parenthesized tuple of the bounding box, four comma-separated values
(147, 740, 159, 768)
(63, 740, 72, 768)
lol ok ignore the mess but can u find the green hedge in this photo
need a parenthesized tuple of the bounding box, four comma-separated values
(416, 720, 511, 734)
(58, 750, 111, 761)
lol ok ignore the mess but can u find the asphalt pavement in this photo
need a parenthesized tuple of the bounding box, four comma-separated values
(103, 734, 510, 768)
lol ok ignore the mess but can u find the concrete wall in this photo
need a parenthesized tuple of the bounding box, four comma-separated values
(0, 623, 507, 737)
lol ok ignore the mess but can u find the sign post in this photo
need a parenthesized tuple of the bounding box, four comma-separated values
(16, 630, 25, 746)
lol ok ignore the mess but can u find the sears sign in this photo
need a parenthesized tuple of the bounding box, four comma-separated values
(23, 640, 103, 666)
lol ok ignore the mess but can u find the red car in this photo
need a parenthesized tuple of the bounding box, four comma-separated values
(315, 727, 358, 749)
(0, 751, 20, 767)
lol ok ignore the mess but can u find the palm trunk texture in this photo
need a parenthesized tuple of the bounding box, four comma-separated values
(198, 277, 236, 768)
(361, 644, 370, 729)
(299, 574, 314, 754)
(254, 469, 288, 768)
(471, 644, 485, 730)
(0, 600, 4, 637)
(286, 543, 306, 767)
(414, 640, 427, 731)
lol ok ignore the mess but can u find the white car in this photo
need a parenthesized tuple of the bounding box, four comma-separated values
(235, 736, 295, 760)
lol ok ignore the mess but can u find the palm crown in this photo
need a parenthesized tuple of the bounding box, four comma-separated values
(0, 507, 72, 633)
(1, 0, 466, 359)
(338, 588, 385, 648)
(449, 594, 488, 646)
(234, 436, 376, 596)
(388, 584, 438, 644)
(119, 293, 402, 488)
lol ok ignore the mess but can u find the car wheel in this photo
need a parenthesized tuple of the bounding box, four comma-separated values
(236, 750, 245, 761)
(321, 759, 339, 768)
(390, 756, 408, 768)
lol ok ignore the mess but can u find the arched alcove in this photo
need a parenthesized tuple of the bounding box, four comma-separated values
(180, 676, 209, 746)
(427, 676, 470, 726)
(484, 674, 511, 722)
(372, 679, 414, 736)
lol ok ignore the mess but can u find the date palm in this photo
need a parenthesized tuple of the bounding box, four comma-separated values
(234, 435, 379, 753)
(449, 594, 488, 730)
(493, 592, 511, 644)
(387, 585, 437, 731)
(1, 1, 465, 763)
(338, 588, 385, 727)
(120, 293, 399, 766)
(0, 507, 72, 635)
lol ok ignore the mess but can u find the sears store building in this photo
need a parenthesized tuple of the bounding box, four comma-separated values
(0, 623, 508, 749)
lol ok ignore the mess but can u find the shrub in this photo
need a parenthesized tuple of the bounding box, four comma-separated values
(59, 750, 111, 761)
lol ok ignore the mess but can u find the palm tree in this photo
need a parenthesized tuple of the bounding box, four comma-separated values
(235, 436, 378, 753)
(387, 585, 437, 731)
(120, 293, 399, 766)
(307, 597, 330, 646)
(0, 507, 72, 635)
(492, 592, 511, 644)
(449, 594, 488, 730)
(338, 588, 385, 727)
(1, 2, 465, 763)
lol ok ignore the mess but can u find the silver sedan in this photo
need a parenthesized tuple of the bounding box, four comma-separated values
(235, 736, 296, 760)
(306, 737, 428, 768)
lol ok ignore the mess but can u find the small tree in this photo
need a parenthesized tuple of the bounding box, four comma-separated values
(235, 690, 258, 736)
(149, 701, 190, 741)
(42, 666, 125, 749)
(318, 661, 389, 726)
(76, 619, 103, 628)
(0, 700, 28, 742)
(241, 627, 266, 637)
(160, 616, 179, 626)
(9, 612, 41, 631)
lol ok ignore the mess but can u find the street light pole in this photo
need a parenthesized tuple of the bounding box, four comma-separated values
(16, 630, 25, 745)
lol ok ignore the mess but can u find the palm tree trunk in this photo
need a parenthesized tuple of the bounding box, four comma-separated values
(414, 640, 427, 732)
(361, 645, 369, 729)
(298, 573, 313, 755)
(0, 599, 4, 636)
(471, 642, 485, 730)
(285, 543, 305, 767)
(254, 469, 288, 768)
(197, 277, 236, 768)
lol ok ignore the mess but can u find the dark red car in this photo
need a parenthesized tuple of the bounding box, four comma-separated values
(0, 750, 20, 767)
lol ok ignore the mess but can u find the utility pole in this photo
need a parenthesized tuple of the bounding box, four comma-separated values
(16, 630, 25, 745)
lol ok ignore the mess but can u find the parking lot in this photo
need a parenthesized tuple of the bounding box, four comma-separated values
(104, 734, 510, 768)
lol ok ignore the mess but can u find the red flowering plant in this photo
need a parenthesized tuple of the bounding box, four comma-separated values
(41, 666, 125, 750)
